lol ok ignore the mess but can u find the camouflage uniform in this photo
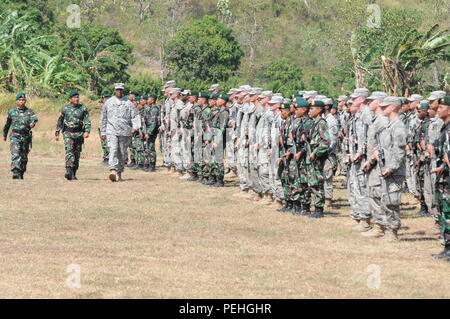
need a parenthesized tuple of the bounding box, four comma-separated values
(324, 113, 339, 201)
(143, 104, 161, 170)
(197, 105, 212, 181)
(180, 101, 195, 172)
(191, 103, 204, 177)
(210, 106, 229, 185)
(3, 106, 38, 177)
(306, 117, 330, 210)
(56, 104, 91, 174)
(278, 116, 297, 203)
(370, 118, 407, 231)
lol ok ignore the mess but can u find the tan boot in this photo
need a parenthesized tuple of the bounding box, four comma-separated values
(109, 170, 118, 182)
(325, 199, 332, 209)
(381, 228, 399, 242)
(252, 192, 263, 202)
(180, 172, 191, 180)
(259, 194, 274, 205)
(352, 219, 371, 232)
(361, 224, 385, 238)
(244, 189, 257, 200)
(117, 172, 123, 182)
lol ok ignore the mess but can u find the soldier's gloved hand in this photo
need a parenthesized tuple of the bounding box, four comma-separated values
(83, 132, 90, 138)
(255, 143, 260, 151)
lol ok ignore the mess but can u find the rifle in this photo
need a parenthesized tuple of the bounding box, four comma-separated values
(375, 131, 391, 205)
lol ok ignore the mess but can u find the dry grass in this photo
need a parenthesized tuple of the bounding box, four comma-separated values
(0, 113, 449, 299)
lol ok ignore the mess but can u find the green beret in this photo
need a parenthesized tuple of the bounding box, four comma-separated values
(68, 90, 79, 98)
(418, 102, 429, 110)
(135, 96, 141, 102)
(310, 100, 325, 107)
(198, 92, 209, 99)
(280, 103, 291, 110)
(295, 98, 310, 108)
(293, 94, 302, 100)
(142, 95, 149, 100)
(148, 94, 157, 99)
(102, 92, 112, 98)
(16, 92, 26, 100)
(130, 90, 140, 96)
(438, 96, 450, 106)
(189, 90, 198, 96)
(217, 94, 229, 101)
(400, 97, 409, 105)
(211, 94, 220, 100)
(331, 103, 338, 109)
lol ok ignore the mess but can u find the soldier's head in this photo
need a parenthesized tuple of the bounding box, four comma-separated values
(268, 95, 283, 113)
(437, 97, 450, 121)
(209, 94, 218, 107)
(169, 88, 181, 100)
(351, 88, 370, 108)
(427, 91, 447, 109)
(129, 90, 140, 102)
(330, 104, 338, 116)
(249, 88, 262, 102)
(147, 94, 156, 105)
(323, 98, 333, 114)
(280, 103, 291, 120)
(309, 100, 325, 118)
(197, 92, 208, 106)
(217, 94, 229, 107)
(417, 101, 429, 120)
(114, 83, 125, 98)
(337, 96, 348, 110)
(294, 98, 310, 117)
(141, 95, 148, 107)
(408, 94, 423, 113)
(349, 100, 359, 114)
(208, 84, 221, 94)
(15, 92, 26, 108)
(303, 91, 317, 104)
(163, 80, 176, 97)
(259, 91, 273, 106)
(68, 90, 80, 106)
(367, 91, 387, 113)
(400, 97, 410, 113)
(380, 97, 401, 119)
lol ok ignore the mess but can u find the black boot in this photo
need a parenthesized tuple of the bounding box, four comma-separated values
(12, 169, 21, 180)
(432, 245, 450, 259)
(149, 163, 156, 172)
(207, 176, 216, 186)
(213, 177, 224, 187)
(292, 202, 303, 216)
(102, 159, 109, 166)
(127, 160, 135, 168)
(300, 204, 311, 216)
(309, 207, 324, 218)
(65, 168, 73, 180)
(277, 201, 293, 213)
(187, 173, 198, 181)
(419, 200, 430, 217)
(138, 164, 145, 171)
(72, 169, 78, 180)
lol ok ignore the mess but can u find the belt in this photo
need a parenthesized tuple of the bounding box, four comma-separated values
(12, 129, 30, 135)
(64, 127, 83, 133)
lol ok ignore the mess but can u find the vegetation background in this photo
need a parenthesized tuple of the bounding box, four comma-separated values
(0, 0, 449, 112)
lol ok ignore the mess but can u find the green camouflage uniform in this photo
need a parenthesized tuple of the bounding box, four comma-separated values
(130, 108, 147, 167)
(293, 116, 314, 207)
(3, 106, 38, 176)
(278, 116, 296, 201)
(143, 104, 161, 169)
(56, 104, 91, 172)
(199, 106, 212, 179)
(191, 104, 204, 176)
(306, 117, 330, 209)
(210, 107, 229, 182)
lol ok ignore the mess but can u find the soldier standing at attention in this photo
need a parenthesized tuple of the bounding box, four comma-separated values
(100, 83, 141, 182)
(3, 92, 38, 179)
(55, 90, 91, 180)
(99, 92, 111, 165)
(143, 94, 160, 172)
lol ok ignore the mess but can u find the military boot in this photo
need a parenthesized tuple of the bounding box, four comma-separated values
(381, 228, 399, 242)
(259, 193, 273, 205)
(309, 207, 324, 218)
(65, 168, 73, 181)
(149, 163, 156, 172)
(213, 177, 224, 187)
(324, 199, 332, 210)
(252, 192, 263, 202)
(12, 169, 21, 180)
(127, 160, 135, 168)
(72, 169, 78, 180)
(130, 163, 139, 170)
(300, 204, 311, 216)
(102, 159, 109, 166)
(431, 245, 450, 259)
(143, 164, 151, 172)
(137, 164, 145, 171)
(277, 201, 293, 213)
(187, 173, 199, 181)
(361, 224, 385, 238)
(352, 218, 371, 232)
(292, 202, 303, 216)
(207, 176, 216, 186)
(419, 200, 430, 217)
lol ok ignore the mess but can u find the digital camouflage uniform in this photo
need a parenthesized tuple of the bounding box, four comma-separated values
(56, 104, 91, 173)
(324, 113, 339, 201)
(131, 108, 147, 168)
(3, 106, 38, 177)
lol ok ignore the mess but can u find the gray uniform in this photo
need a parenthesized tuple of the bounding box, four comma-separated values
(270, 113, 284, 200)
(369, 118, 406, 230)
(248, 103, 264, 194)
(162, 98, 174, 166)
(405, 112, 419, 196)
(256, 107, 273, 195)
(180, 101, 194, 171)
(169, 99, 185, 171)
(324, 113, 339, 200)
(100, 96, 141, 173)
(226, 102, 239, 172)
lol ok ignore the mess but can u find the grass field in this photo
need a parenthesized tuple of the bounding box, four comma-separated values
(0, 113, 449, 299)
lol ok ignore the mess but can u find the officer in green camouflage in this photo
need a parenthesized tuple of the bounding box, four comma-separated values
(143, 94, 160, 172)
(306, 100, 330, 218)
(292, 98, 314, 216)
(430, 96, 450, 261)
(55, 90, 91, 180)
(3, 92, 38, 179)
(192, 92, 210, 181)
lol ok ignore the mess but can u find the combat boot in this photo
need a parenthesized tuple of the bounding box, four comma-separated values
(187, 173, 198, 181)
(361, 224, 385, 238)
(207, 176, 216, 186)
(419, 200, 430, 217)
(324, 199, 332, 210)
(72, 169, 78, 180)
(352, 218, 371, 232)
(277, 201, 293, 213)
(431, 245, 450, 259)
(300, 204, 311, 216)
(143, 164, 150, 172)
(109, 170, 118, 182)
(309, 207, 324, 218)
(127, 160, 135, 168)
(117, 171, 123, 182)
(137, 164, 145, 171)
(212, 178, 224, 187)
(20, 172, 24, 179)
(149, 163, 156, 172)
(12, 169, 21, 180)
(244, 189, 257, 200)
(102, 159, 109, 166)
(292, 202, 303, 216)
(381, 228, 399, 242)
(259, 193, 273, 205)
(252, 192, 263, 202)
(65, 168, 73, 181)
